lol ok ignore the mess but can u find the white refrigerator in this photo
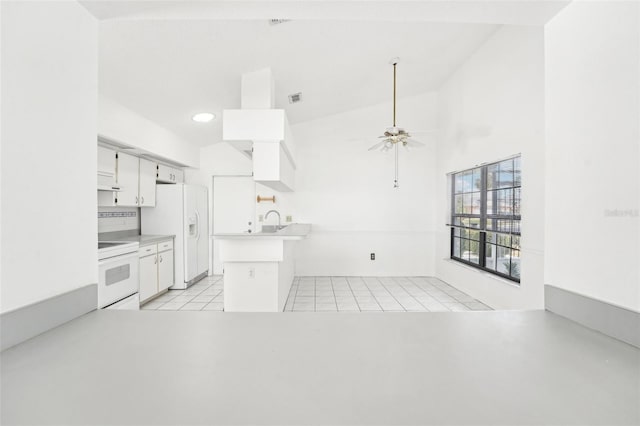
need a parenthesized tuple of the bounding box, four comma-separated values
(142, 184, 209, 289)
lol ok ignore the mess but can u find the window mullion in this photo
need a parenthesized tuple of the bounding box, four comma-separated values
(479, 166, 487, 267)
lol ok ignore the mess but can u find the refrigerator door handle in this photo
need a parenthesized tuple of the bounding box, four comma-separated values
(195, 210, 200, 241)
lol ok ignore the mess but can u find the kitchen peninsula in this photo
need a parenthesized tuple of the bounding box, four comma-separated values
(215, 224, 311, 312)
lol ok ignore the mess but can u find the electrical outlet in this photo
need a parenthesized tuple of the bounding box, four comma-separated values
(370, 253, 375, 260)
(248, 268, 255, 278)
(286, 215, 292, 222)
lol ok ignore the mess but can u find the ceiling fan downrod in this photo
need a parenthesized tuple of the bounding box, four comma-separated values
(393, 61, 397, 128)
(391, 57, 399, 188)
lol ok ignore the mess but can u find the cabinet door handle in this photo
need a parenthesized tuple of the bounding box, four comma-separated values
(141, 196, 144, 204)
(154, 256, 157, 264)
(135, 195, 139, 204)
(159, 255, 163, 262)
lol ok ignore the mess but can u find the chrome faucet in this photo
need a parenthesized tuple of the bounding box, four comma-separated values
(264, 210, 281, 228)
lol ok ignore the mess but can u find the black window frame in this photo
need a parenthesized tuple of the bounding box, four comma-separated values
(449, 155, 521, 283)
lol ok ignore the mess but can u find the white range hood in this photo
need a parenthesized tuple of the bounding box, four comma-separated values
(97, 184, 122, 192)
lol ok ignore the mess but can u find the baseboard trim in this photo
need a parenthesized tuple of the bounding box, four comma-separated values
(1, 284, 97, 352)
(545, 284, 640, 348)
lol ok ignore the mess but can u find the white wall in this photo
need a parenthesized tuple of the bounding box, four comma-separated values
(1, 1, 98, 312)
(99, 95, 200, 167)
(545, 1, 640, 311)
(434, 26, 545, 309)
(289, 93, 438, 276)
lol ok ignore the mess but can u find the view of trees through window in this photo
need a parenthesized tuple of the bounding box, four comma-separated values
(450, 156, 521, 282)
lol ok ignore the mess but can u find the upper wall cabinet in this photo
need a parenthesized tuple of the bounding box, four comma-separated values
(138, 158, 157, 207)
(97, 146, 117, 190)
(98, 153, 157, 207)
(157, 163, 183, 184)
(116, 152, 140, 206)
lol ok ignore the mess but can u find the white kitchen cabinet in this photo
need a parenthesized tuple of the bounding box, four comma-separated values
(158, 249, 174, 292)
(97, 146, 117, 189)
(157, 163, 183, 184)
(173, 168, 184, 183)
(139, 253, 158, 302)
(138, 158, 156, 207)
(138, 239, 175, 304)
(98, 154, 157, 207)
(116, 152, 140, 206)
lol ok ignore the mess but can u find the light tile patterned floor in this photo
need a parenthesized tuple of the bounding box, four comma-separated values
(141, 276, 224, 311)
(142, 276, 491, 312)
(283, 276, 492, 312)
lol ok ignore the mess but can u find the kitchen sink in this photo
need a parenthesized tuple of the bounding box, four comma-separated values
(260, 225, 287, 233)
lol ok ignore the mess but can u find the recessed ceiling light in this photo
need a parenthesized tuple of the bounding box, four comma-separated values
(192, 112, 215, 123)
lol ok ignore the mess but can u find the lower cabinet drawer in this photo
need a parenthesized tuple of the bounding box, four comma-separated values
(138, 245, 157, 257)
(158, 239, 173, 252)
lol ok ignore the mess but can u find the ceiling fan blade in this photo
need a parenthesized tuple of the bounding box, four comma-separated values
(411, 130, 438, 135)
(405, 138, 425, 147)
(368, 141, 386, 151)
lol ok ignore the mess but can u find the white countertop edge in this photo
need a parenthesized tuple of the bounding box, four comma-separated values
(212, 223, 311, 240)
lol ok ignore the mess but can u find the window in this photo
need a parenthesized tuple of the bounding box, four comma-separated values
(450, 156, 521, 283)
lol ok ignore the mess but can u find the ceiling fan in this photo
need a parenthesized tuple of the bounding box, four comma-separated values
(368, 58, 425, 188)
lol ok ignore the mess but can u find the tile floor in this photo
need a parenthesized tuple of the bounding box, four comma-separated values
(284, 276, 491, 312)
(142, 276, 491, 312)
(141, 276, 224, 311)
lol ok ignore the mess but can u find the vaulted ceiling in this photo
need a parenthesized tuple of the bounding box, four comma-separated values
(86, 1, 569, 147)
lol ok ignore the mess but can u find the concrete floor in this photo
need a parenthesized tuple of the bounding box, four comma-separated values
(1, 310, 639, 425)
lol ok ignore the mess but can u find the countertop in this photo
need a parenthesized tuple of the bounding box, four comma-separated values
(99, 231, 175, 246)
(2, 310, 638, 425)
(213, 223, 311, 241)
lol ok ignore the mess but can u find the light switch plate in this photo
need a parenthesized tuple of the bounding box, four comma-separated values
(286, 215, 292, 222)
(258, 215, 264, 222)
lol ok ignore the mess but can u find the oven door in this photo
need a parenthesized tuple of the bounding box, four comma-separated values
(98, 252, 139, 308)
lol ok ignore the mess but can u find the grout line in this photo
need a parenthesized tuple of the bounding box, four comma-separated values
(360, 278, 384, 311)
(376, 277, 407, 312)
(329, 277, 338, 311)
(345, 277, 362, 312)
(405, 277, 438, 311)
(284, 278, 296, 311)
(392, 277, 433, 311)
(416, 276, 483, 311)
(329, 277, 342, 311)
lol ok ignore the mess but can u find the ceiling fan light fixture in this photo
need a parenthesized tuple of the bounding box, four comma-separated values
(368, 58, 424, 188)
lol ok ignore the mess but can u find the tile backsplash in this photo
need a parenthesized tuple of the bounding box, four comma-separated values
(98, 207, 140, 234)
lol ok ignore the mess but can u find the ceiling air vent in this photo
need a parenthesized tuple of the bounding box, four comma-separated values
(288, 92, 303, 104)
(269, 19, 290, 26)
